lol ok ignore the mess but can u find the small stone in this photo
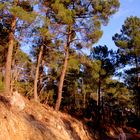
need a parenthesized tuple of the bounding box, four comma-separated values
(10, 91, 25, 111)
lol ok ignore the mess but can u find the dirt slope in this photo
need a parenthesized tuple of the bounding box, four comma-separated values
(0, 94, 94, 140)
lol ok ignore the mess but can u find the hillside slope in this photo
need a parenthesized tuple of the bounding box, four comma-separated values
(0, 94, 94, 140)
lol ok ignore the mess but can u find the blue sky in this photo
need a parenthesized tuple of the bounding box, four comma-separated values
(94, 0, 140, 50)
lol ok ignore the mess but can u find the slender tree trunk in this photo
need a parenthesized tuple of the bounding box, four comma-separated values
(55, 27, 72, 111)
(101, 96, 105, 122)
(98, 73, 101, 109)
(11, 65, 17, 92)
(82, 79, 86, 109)
(39, 59, 45, 96)
(11, 45, 19, 92)
(0, 67, 3, 81)
(5, 16, 16, 94)
(83, 92, 86, 109)
(135, 56, 139, 88)
(134, 56, 140, 117)
(34, 45, 43, 102)
(97, 73, 101, 124)
(73, 82, 77, 107)
(55, 46, 69, 111)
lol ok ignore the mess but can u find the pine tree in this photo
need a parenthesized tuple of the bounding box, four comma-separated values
(42, 0, 120, 111)
(113, 16, 140, 116)
(0, 0, 36, 94)
(90, 45, 115, 109)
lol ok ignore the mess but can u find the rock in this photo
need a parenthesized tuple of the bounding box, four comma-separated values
(10, 91, 25, 111)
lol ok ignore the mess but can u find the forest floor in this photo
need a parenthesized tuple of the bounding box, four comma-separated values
(0, 92, 139, 140)
(102, 133, 140, 140)
(0, 93, 94, 140)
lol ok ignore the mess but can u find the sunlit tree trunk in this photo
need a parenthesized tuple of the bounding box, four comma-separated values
(34, 45, 43, 101)
(11, 44, 19, 92)
(55, 27, 72, 111)
(55, 46, 69, 111)
(38, 59, 45, 96)
(0, 67, 3, 82)
(5, 16, 16, 94)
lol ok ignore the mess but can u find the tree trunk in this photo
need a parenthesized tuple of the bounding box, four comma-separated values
(11, 45, 19, 92)
(97, 73, 101, 124)
(34, 45, 43, 102)
(5, 16, 16, 94)
(55, 46, 69, 111)
(134, 56, 140, 117)
(101, 95, 104, 121)
(55, 27, 72, 111)
(135, 56, 139, 88)
(98, 73, 101, 108)
(11, 65, 18, 92)
(0, 67, 3, 81)
(82, 79, 86, 109)
(38, 59, 45, 96)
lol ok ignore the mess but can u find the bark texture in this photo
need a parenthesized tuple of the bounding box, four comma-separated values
(5, 16, 16, 94)
(34, 45, 43, 101)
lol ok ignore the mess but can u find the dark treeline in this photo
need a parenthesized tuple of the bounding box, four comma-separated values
(0, 0, 140, 133)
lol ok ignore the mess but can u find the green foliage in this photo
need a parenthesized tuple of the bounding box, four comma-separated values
(87, 30, 103, 44)
(0, 3, 5, 10)
(10, 6, 36, 23)
(47, 0, 120, 47)
(68, 52, 80, 70)
(40, 90, 55, 106)
(90, 45, 116, 77)
(0, 0, 37, 26)
(68, 58, 79, 70)
(113, 16, 140, 56)
(17, 81, 33, 97)
(113, 16, 140, 114)
(39, 27, 51, 38)
(92, 0, 120, 23)
(51, 0, 74, 24)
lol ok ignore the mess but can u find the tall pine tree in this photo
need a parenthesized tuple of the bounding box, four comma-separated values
(43, 0, 120, 111)
(0, 0, 36, 94)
